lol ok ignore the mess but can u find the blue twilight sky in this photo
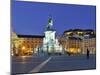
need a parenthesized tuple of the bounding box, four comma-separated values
(12, 1, 96, 35)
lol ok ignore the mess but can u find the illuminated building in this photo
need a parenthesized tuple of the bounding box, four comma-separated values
(82, 35, 96, 54)
(11, 32, 44, 56)
(11, 32, 19, 56)
(60, 29, 96, 54)
(59, 36, 82, 54)
(66, 37, 82, 54)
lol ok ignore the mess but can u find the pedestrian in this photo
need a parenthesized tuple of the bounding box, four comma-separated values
(86, 48, 90, 59)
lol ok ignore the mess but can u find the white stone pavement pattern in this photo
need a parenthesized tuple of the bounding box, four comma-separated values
(29, 56, 52, 73)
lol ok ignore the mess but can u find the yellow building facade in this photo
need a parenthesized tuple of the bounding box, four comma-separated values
(11, 32, 44, 56)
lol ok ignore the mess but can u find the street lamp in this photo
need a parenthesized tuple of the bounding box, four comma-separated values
(22, 46, 25, 50)
(21, 46, 26, 55)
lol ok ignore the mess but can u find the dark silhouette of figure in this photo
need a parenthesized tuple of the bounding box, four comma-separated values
(86, 48, 90, 59)
(67, 51, 71, 56)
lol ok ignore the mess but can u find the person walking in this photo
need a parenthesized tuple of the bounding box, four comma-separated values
(86, 48, 90, 59)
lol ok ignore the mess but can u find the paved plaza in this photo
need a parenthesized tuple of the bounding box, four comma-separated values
(11, 54, 96, 74)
